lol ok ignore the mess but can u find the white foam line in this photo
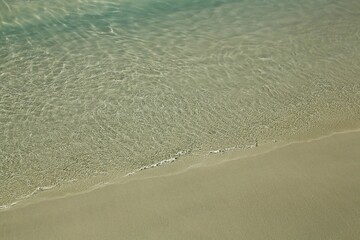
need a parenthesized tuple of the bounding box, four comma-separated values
(1, 150, 190, 211)
(126, 150, 189, 177)
(208, 142, 258, 155)
(126, 143, 260, 177)
(0, 144, 257, 210)
(16, 185, 57, 201)
(0, 202, 16, 210)
(0, 180, 82, 211)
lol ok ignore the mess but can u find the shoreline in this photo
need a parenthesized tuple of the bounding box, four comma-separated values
(1, 128, 360, 239)
(1, 127, 360, 213)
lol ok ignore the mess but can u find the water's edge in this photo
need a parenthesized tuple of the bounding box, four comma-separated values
(2, 125, 360, 213)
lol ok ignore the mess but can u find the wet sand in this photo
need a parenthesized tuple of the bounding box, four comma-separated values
(1, 130, 360, 240)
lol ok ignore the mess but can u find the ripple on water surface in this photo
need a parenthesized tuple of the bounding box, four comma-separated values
(1, 0, 360, 208)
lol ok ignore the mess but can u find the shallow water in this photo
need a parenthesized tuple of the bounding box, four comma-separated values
(1, 0, 360, 208)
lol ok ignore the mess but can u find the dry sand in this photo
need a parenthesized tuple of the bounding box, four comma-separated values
(1, 130, 360, 240)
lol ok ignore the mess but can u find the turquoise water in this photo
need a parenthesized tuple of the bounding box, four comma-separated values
(1, 0, 360, 208)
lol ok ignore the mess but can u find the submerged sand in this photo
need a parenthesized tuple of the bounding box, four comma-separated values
(1, 130, 360, 239)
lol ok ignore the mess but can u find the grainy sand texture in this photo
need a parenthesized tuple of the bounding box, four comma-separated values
(1, 130, 360, 240)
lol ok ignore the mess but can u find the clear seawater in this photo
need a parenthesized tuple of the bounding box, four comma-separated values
(1, 0, 360, 208)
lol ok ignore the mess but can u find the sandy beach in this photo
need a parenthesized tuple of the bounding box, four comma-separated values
(1, 0, 360, 239)
(1, 130, 360, 240)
